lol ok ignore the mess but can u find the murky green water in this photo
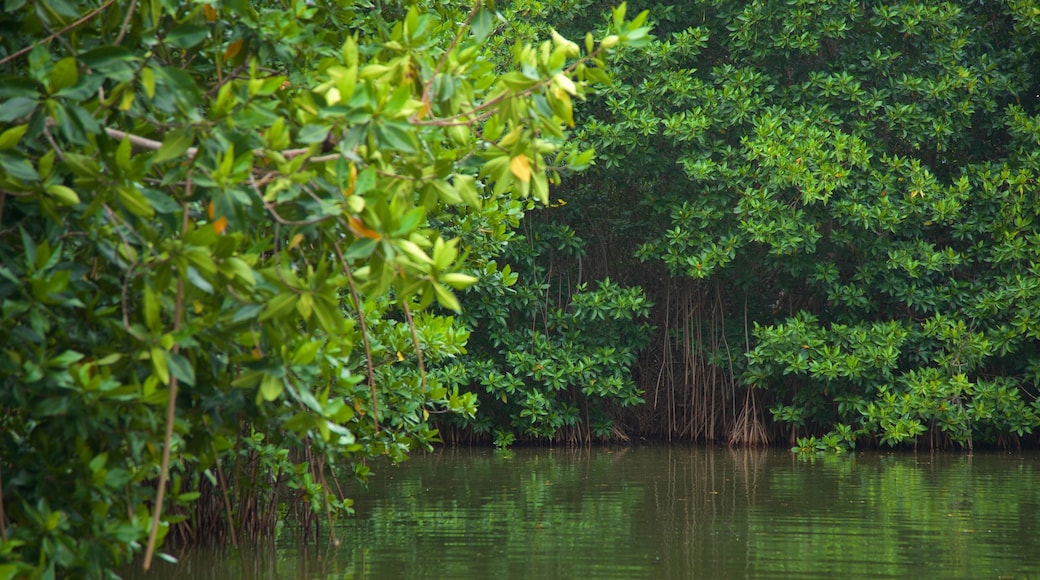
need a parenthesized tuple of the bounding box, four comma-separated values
(128, 447, 1040, 579)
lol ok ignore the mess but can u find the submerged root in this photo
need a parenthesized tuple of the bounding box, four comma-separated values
(728, 389, 769, 447)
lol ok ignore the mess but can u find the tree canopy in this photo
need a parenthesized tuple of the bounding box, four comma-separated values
(537, 0, 1040, 449)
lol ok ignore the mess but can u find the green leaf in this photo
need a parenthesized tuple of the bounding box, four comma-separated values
(297, 124, 329, 144)
(48, 350, 84, 367)
(432, 282, 461, 312)
(151, 347, 170, 385)
(81, 46, 138, 70)
(312, 298, 345, 335)
(141, 66, 156, 99)
(0, 124, 28, 150)
(291, 341, 322, 366)
(166, 24, 210, 49)
(259, 373, 283, 401)
(45, 184, 80, 206)
(354, 166, 376, 195)
(116, 186, 156, 217)
(0, 97, 37, 123)
(167, 352, 196, 386)
(0, 152, 39, 181)
(185, 266, 214, 294)
(471, 7, 493, 41)
(48, 57, 78, 93)
(393, 207, 425, 235)
(260, 292, 298, 321)
(152, 129, 193, 163)
(454, 174, 481, 209)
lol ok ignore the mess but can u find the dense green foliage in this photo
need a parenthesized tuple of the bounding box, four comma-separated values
(542, 0, 1040, 447)
(423, 1, 656, 447)
(0, 0, 650, 575)
(457, 225, 653, 446)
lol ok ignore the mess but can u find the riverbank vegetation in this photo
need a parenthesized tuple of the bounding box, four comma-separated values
(469, 0, 1040, 451)
(2, 0, 1040, 576)
(0, 0, 647, 575)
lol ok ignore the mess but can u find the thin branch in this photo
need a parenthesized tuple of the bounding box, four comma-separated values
(247, 174, 334, 227)
(207, 62, 250, 97)
(105, 128, 185, 156)
(400, 299, 427, 393)
(0, 0, 118, 67)
(420, 3, 482, 109)
(214, 458, 238, 548)
(104, 127, 313, 163)
(114, 0, 138, 45)
(142, 178, 192, 572)
(333, 241, 380, 433)
(44, 122, 68, 163)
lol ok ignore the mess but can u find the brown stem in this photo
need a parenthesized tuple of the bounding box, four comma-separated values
(142, 187, 191, 571)
(420, 3, 482, 109)
(247, 174, 334, 227)
(114, 0, 138, 45)
(400, 299, 427, 393)
(142, 374, 179, 570)
(333, 242, 380, 432)
(215, 458, 238, 547)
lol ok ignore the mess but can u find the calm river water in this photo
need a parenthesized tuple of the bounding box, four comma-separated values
(129, 447, 1040, 579)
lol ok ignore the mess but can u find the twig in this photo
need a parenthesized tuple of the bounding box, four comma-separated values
(0, 0, 118, 67)
(104, 127, 314, 163)
(400, 299, 427, 393)
(214, 458, 238, 548)
(420, 3, 482, 109)
(43, 122, 68, 163)
(142, 335, 180, 570)
(105, 128, 187, 157)
(207, 62, 249, 97)
(142, 180, 192, 572)
(333, 241, 380, 433)
(247, 173, 333, 227)
(114, 0, 138, 45)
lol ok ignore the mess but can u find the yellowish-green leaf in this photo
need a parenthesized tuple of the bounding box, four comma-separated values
(143, 285, 160, 331)
(0, 124, 28, 150)
(291, 341, 322, 366)
(141, 67, 156, 99)
(259, 373, 283, 402)
(153, 129, 193, 164)
(441, 272, 478, 289)
(509, 154, 531, 183)
(454, 174, 481, 209)
(151, 347, 169, 385)
(296, 291, 314, 320)
(116, 186, 155, 217)
(45, 184, 80, 206)
(49, 57, 79, 93)
(260, 292, 298, 321)
(432, 282, 461, 312)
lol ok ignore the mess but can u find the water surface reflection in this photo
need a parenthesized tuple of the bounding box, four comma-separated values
(128, 447, 1040, 579)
